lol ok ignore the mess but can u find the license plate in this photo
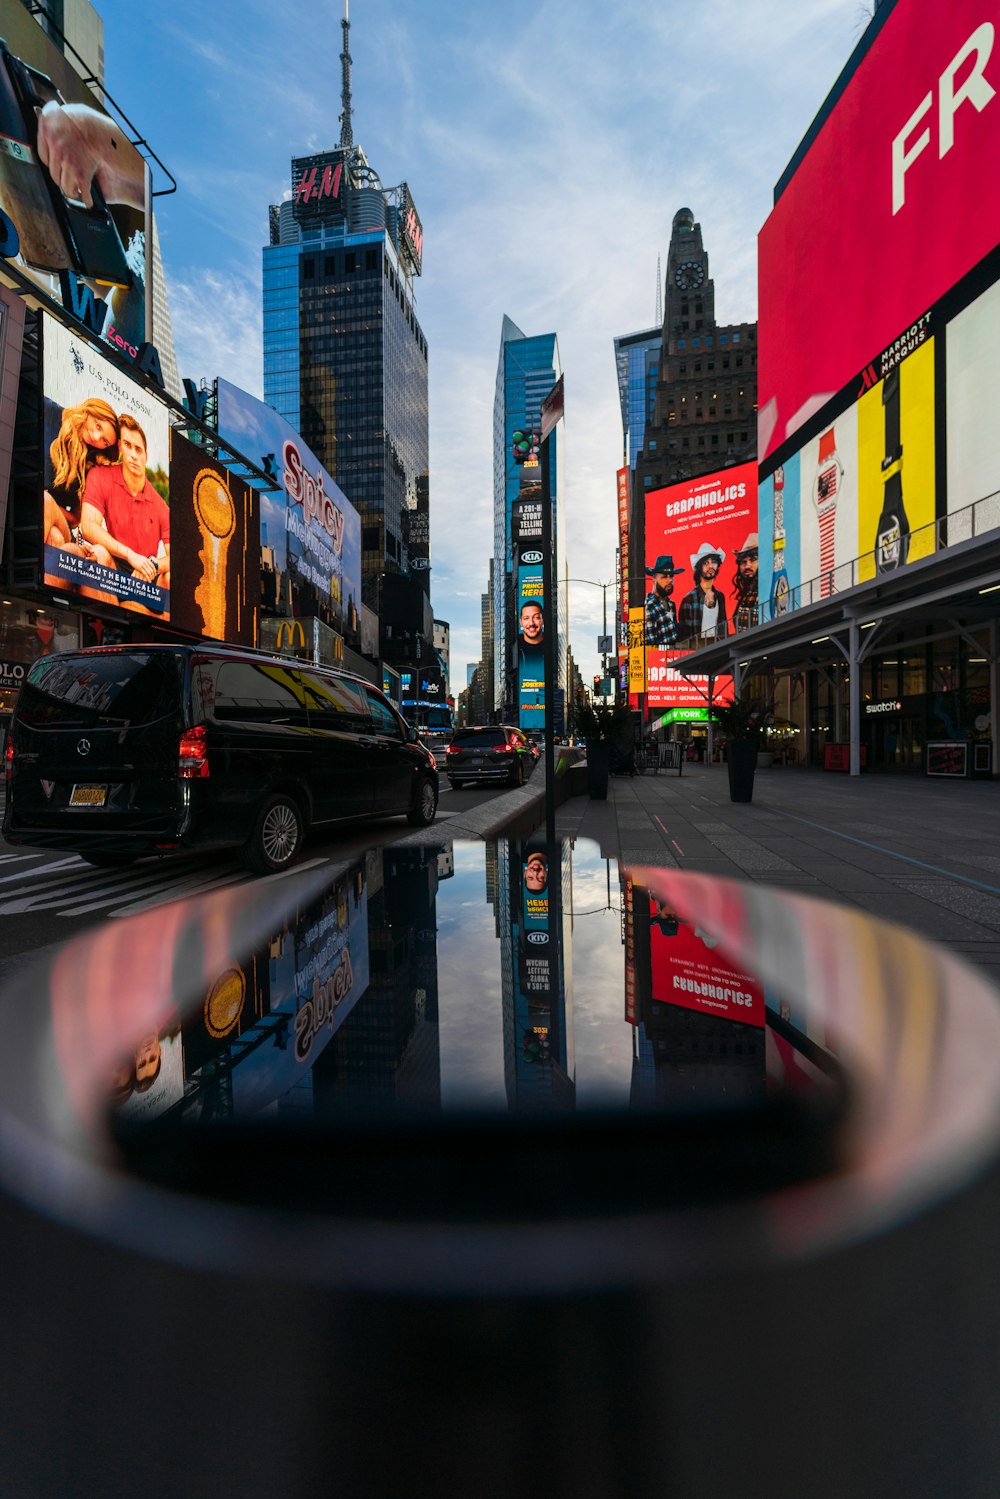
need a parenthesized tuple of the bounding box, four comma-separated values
(69, 784, 107, 807)
(468, 756, 483, 766)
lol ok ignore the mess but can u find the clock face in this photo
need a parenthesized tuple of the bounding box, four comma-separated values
(674, 260, 705, 291)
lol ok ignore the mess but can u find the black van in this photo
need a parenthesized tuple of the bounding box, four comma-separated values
(2, 644, 439, 873)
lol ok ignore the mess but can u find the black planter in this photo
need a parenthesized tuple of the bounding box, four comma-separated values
(586, 741, 611, 799)
(727, 738, 757, 803)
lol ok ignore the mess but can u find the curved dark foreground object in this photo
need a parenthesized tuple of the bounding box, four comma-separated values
(0, 843, 999, 1499)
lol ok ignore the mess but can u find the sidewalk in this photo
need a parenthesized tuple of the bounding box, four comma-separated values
(556, 764, 1000, 989)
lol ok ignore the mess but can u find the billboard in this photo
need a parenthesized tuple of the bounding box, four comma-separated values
(42, 312, 170, 616)
(641, 462, 757, 709)
(757, 324, 938, 612)
(513, 460, 545, 730)
(216, 378, 361, 643)
(648, 892, 765, 1028)
(168, 434, 260, 647)
(617, 466, 629, 629)
(758, 0, 1000, 461)
(229, 869, 370, 1119)
(0, 1, 150, 349)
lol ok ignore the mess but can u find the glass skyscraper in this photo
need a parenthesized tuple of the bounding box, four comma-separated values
(613, 327, 661, 470)
(263, 152, 429, 612)
(492, 316, 566, 726)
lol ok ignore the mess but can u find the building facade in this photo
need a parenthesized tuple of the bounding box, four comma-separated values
(678, 0, 1000, 777)
(633, 208, 757, 501)
(492, 317, 566, 728)
(613, 326, 660, 472)
(263, 150, 428, 617)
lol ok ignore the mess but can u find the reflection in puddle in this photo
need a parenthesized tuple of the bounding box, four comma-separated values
(108, 838, 837, 1133)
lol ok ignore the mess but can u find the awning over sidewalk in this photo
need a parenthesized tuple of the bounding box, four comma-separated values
(677, 525, 1000, 776)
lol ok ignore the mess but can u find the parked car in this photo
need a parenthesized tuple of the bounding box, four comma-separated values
(2, 644, 439, 874)
(445, 725, 537, 788)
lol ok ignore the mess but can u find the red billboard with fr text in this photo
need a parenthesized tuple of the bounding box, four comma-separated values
(642, 461, 757, 710)
(758, 0, 1000, 461)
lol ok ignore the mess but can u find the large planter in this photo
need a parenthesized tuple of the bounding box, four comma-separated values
(585, 740, 611, 800)
(727, 738, 757, 803)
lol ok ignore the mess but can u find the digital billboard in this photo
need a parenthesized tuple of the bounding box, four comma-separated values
(229, 868, 370, 1118)
(757, 323, 938, 613)
(758, 0, 1000, 461)
(640, 462, 757, 709)
(513, 459, 545, 731)
(216, 378, 361, 643)
(617, 466, 629, 631)
(42, 312, 170, 616)
(168, 434, 260, 647)
(0, 0, 150, 349)
(648, 892, 765, 1029)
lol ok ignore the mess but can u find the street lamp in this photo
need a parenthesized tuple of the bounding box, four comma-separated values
(566, 577, 615, 700)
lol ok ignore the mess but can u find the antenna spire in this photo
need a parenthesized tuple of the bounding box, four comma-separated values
(655, 253, 663, 326)
(339, 0, 353, 148)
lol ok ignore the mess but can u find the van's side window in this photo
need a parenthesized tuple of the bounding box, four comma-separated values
(298, 670, 369, 733)
(363, 688, 404, 739)
(210, 662, 308, 724)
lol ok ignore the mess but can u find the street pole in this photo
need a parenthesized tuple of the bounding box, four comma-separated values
(541, 433, 556, 848)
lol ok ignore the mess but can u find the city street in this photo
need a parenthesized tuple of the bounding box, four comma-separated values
(0, 778, 522, 975)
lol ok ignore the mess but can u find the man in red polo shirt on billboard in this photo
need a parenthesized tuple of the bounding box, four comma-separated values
(80, 414, 170, 590)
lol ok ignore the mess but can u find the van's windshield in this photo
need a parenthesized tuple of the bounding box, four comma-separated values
(18, 653, 183, 729)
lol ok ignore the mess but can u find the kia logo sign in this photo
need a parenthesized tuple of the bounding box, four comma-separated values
(526, 931, 548, 946)
(521, 550, 543, 564)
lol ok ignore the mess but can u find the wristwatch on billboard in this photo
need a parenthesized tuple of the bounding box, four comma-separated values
(770, 466, 790, 617)
(813, 427, 843, 597)
(876, 366, 910, 573)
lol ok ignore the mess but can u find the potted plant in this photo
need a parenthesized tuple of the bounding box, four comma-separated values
(574, 701, 633, 800)
(710, 697, 774, 803)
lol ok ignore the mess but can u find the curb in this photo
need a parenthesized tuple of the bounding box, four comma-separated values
(395, 765, 553, 847)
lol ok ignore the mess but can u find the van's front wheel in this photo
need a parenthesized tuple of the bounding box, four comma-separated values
(244, 793, 304, 874)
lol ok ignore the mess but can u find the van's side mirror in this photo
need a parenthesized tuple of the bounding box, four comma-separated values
(406, 727, 420, 744)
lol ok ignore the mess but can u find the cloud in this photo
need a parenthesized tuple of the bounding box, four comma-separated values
(168, 270, 263, 397)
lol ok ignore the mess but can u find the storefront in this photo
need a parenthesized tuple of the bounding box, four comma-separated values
(0, 600, 79, 757)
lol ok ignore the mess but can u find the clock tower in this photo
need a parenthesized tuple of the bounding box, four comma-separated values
(664, 206, 715, 325)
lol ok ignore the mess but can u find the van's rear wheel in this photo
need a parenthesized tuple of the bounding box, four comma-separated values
(407, 776, 438, 826)
(245, 793, 304, 874)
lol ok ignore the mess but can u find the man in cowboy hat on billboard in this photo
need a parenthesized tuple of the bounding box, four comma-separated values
(678, 541, 728, 643)
(732, 532, 759, 633)
(643, 554, 686, 647)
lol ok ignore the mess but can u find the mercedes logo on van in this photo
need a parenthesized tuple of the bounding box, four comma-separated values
(76, 738, 91, 757)
(521, 550, 543, 564)
(526, 931, 548, 946)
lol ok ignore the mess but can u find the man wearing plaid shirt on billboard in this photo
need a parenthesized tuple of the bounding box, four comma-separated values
(643, 555, 685, 647)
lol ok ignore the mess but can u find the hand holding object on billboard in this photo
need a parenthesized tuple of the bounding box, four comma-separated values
(36, 100, 144, 212)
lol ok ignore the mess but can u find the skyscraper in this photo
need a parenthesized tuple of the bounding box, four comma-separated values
(263, 4, 429, 615)
(493, 317, 566, 728)
(633, 208, 757, 497)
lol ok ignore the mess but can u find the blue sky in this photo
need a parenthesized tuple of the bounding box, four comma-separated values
(97, 0, 875, 684)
